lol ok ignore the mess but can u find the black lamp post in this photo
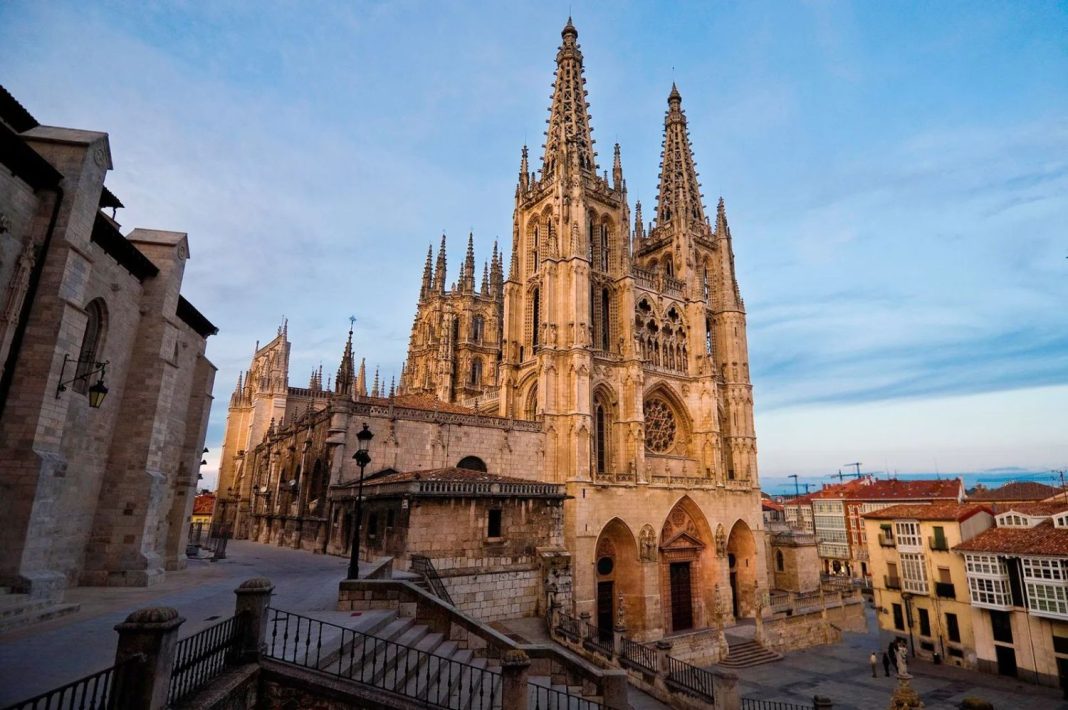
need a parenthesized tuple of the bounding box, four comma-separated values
(346, 423, 374, 580)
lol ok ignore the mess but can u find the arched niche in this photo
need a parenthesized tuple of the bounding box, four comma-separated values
(727, 519, 758, 619)
(594, 518, 642, 633)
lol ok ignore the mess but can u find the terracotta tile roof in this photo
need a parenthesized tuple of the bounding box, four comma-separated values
(192, 493, 216, 516)
(954, 520, 1068, 556)
(356, 394, 478, 415)
(968, 481, 1062, 502)
(762, 499, 785, 512)
(839, 478, 962, 501)
(862, 502, 992, 522)
(992, 501, 1068, 517)
(361, 467, 544, 486)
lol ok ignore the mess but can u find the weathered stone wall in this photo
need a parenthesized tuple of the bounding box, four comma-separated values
(442, 567, 540, 621)
(762, 599, 867, 655)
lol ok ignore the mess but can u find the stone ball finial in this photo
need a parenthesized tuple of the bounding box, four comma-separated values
(502, 649, 531, 667)
(124, 607, 180, 624)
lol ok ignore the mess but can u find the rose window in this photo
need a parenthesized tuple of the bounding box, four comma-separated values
(644, 399, 677, 453)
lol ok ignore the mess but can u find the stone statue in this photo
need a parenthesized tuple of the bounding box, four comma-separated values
(895, 642, 909, 677)
(639, 526, 657, 562)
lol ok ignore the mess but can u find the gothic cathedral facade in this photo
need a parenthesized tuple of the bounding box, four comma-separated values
(218, 20, 765, 640)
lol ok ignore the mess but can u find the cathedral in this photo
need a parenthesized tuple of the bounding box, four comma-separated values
(216, 19, 765, 641)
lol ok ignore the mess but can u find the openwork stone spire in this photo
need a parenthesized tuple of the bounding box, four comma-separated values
(542, 18, 596, 177)
(433, 233, 447, 292)
(419, 243, 433, 300)
(335, 324, 355, 394)
(654, 83, 706, 228)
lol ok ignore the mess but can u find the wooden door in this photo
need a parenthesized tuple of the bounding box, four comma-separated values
(669, 562, 693, 631)
(597, 581, 614, 640)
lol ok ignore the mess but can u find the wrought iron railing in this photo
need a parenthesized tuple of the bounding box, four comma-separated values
(581, 621, 614, 657)
(410, 554, 455, 606)
(618, 637, 657, 674)
(167, 613, 245, 705)
(928, 536, 949, 551)
(554, 611, 582, 642)
(0, 655, 140, 710)
(741, 698, 816, 710)
(664, 655, 716, 702)
(935, 581, 956, 599)
(266, 607, 504, 709)
(529, 683, 602, 710)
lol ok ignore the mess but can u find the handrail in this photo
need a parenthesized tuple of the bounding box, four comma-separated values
(619, 637, 657, 674)
(168, 613, 245, 706)
(410, 554, 455, 607)
(265, 607, 602, 710)
(581, 620, 614, 657)
(0, 655, 141, 710)
(665, 654, 716, 703)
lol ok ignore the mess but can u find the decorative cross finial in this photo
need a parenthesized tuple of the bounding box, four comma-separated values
(348, 315, 356, 333)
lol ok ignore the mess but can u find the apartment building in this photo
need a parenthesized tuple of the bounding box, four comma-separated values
(955, 501, 1068, 688)
(864, 502, 994, 668)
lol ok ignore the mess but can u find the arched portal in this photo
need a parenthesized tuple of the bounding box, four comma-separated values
(727, 520, 758, 619)
(593, 519, 641, 636)
(659, 497, 718, 633)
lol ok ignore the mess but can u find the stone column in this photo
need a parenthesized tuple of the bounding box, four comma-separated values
(234, 577, 275, 661)
(113, 607, 185, 710)
(501, 649, 531, 710)
(711, 669, 740, 710)
(655, 639, 673, 677)
(602, 669, 629, 710)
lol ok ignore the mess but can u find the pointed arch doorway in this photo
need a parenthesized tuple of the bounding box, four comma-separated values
(659, 497, 717, 633)
(593, 519, 641, 636)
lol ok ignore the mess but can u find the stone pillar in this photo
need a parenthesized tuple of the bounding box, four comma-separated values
(113, 607, 185, 710)
(655, 639, 673, 677)
(602, 669, 629, 710)
(234, 577, 274, 661)
(501, 649, 531, 710)
(712, 669, 740, 710)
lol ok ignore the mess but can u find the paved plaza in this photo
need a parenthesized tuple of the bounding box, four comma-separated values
(0, 541, 349, 704)
(731, 606, 1068, 710)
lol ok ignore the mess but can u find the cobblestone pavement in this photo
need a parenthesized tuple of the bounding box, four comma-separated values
(730, 606, 1068, 710)
(0, 540, 349, 704)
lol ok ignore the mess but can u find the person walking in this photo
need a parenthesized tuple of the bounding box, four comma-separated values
(882, 650, 892, 676)
(870, 651, 878, 678)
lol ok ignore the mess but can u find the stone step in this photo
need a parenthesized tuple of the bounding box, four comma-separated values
(719, 639, 782, 668)
(0, 594, 80, 634)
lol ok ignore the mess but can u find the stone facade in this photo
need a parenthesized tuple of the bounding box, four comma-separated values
(215, 20, 767, 639)
(0, 87, 217, 597)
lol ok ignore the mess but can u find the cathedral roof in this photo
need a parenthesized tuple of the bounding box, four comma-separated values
(364, 467, 544, 486)
(356, 393, 478, 415)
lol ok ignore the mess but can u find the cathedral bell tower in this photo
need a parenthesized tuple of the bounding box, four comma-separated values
(498, 18, 632, 481)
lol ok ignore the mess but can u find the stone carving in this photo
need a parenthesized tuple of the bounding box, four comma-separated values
(639, 525, 657, 561)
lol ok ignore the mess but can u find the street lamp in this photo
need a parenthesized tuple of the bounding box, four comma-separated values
(346, 423, 374, 580)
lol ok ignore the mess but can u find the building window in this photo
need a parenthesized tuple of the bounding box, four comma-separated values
(990, 610, 1013, 643)
(900, 552, 928, 594)
(775, 550, 784, 572)
(469, 357, 482, 387)
(919, 608, 931, 637)
(643, 398, 678, 453)
(964, 553, 1013, 608)
(471, 316, 484, 343)
(456, 456, 487, 472)
(892, 603, 905, 631)
(531, 289, 540, 348)
(601, 288, 611, 351)
(594, 403, 608, 474)
(74, 299, 107, 394)
(487, 509, 502, 539)
(367, 512, 379, 540)
(895, 521, 922, 549)
(946, 613, 961, 643)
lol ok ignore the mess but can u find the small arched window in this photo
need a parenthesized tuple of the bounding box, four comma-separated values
(664, 258, 674, 278)
(775, 549, 785, 572)
(74, 299, 107, 394)
(457, 455, 487, 472)
(471, 315, 484, 344)
(531, 226, 540, 274)
(600, 225, 609, 272)
(469, 357, 482, 387)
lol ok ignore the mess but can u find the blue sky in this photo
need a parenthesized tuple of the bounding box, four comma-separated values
(2, 1, 1066, 484)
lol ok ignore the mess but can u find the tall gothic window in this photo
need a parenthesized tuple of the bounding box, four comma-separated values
(594, 402, 608, 474)
(601, 289, 610, 351)
(531, 288, 540, 348)
(471, 315, 484, 344)
(469, 357, 482, 387)
(74, 299, 107, 394)
(664, 258, 674, 278)
(705, 317, 713, 355)
(600, 225, 609, 272)
(531, 226, 539, 274)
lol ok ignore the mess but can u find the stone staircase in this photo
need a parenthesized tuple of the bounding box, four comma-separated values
(269, 609, 602, 708)
(0, 591, 80, 634)
(718, 637, 782, 669)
